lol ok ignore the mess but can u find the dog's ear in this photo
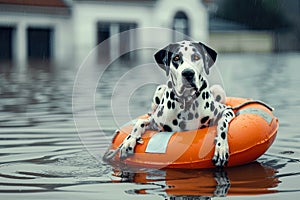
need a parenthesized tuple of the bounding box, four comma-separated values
(154, 43, 179, 76)
(193, 42, 217, 75)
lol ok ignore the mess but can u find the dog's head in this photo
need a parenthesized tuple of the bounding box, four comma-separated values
(154, 40, 217, 97)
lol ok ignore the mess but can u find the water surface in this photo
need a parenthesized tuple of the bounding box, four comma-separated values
(0, 53, 299, 199)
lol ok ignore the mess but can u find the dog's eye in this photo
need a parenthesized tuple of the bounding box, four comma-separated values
(194, 55, 200, 61)
(173, 55, 180, 62)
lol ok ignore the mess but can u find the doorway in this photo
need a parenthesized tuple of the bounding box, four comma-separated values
(27, 27, 53, 60)
(0, 26, 14, 61)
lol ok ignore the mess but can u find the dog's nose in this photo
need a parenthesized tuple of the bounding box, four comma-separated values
(182, 69, 195, 81)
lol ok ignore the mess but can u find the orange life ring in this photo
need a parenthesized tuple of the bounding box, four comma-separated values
(106, 97, 278, 169)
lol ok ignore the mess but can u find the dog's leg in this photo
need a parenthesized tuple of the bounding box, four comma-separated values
(119, 117, 151, 159)
(212, 108, 235, 166)
(119, 85, 166, 159)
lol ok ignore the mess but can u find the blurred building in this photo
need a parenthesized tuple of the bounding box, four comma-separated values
(208, 18, 274, 53)
(0, 0, 72, 64)
(0, 0, 209, 64)
(204, 0, 300, 52)
(274, 0, 300, 51)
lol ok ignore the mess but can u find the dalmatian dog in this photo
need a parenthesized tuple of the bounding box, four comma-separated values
(118, 40, 235, 167)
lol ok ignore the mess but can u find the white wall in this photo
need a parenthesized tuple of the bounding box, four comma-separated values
(153, 0, 209, 43)
(72, 2, 153, 62)
(72, 0, 209, 62)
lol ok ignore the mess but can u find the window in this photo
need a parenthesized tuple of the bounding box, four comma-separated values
(172, 11, 190, 42)
(97, 22, 137, 62)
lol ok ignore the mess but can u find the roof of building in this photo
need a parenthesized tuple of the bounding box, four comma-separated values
(74, 0, 155, 2)
(0, 0, 68, 7)
(0, 0, 70, 16)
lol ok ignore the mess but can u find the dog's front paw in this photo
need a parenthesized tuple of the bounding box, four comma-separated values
(119, 135, 143, 159)
(212, 139, 229, 167)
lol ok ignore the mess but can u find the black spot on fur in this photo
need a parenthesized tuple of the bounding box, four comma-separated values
(172, 102, 175, 109)
(177, 113, 181, 119)
(216, 95, 221, 102)
(167, 101, 171, 109)
(225, 153, 229, 159)
(195, 113, 199, 119)
(185, 47, 188, 51)
(221, 132, 226, 139)
(202, 92, 206, 100)
(218, 142, 221, 146)
(223, 122, 226, 128)
(160, 105, 164, 111)
(210, 102, 215, 112)
(163, 125, 172, 132)
(167, 81, 172, 88)
(179, 121, 186, 130)
(170, 91, 175, 100)
(166, 91, 169, 98)
(199, 76, 203, 82)
(195, 101, 199, 108)
(161, 98, 164, 104)
(205, 102, 209, 109)
(214, 109, 218, 116)
(188, 113, 193, 120)
(134, 128, 137, 132)
(172, 119, 178, 126)
(157, 106, 164, 117)
(199, 80, 208, 93)
(201, 116, 209, 124)
(207, 119, 211, 126)
(192, 103, 196, 111)
(200, 125, 207, 129)
(158, 87, 161, 91)
(141, 123, 145, 128)
(127, 135, 131, 140)
(215, 113, 222, 123)
(128, 146, 132, 151)
(155, 97, 160, 104)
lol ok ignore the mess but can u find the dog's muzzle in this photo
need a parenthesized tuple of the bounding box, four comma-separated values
(182, 69, 196, 88)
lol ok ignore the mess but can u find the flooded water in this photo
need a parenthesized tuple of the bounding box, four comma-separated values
(0, 53, 300, 199)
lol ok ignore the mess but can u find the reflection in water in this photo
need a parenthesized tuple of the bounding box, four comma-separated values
(112, 162, 280, 199)
(0, 60, 73, 128)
